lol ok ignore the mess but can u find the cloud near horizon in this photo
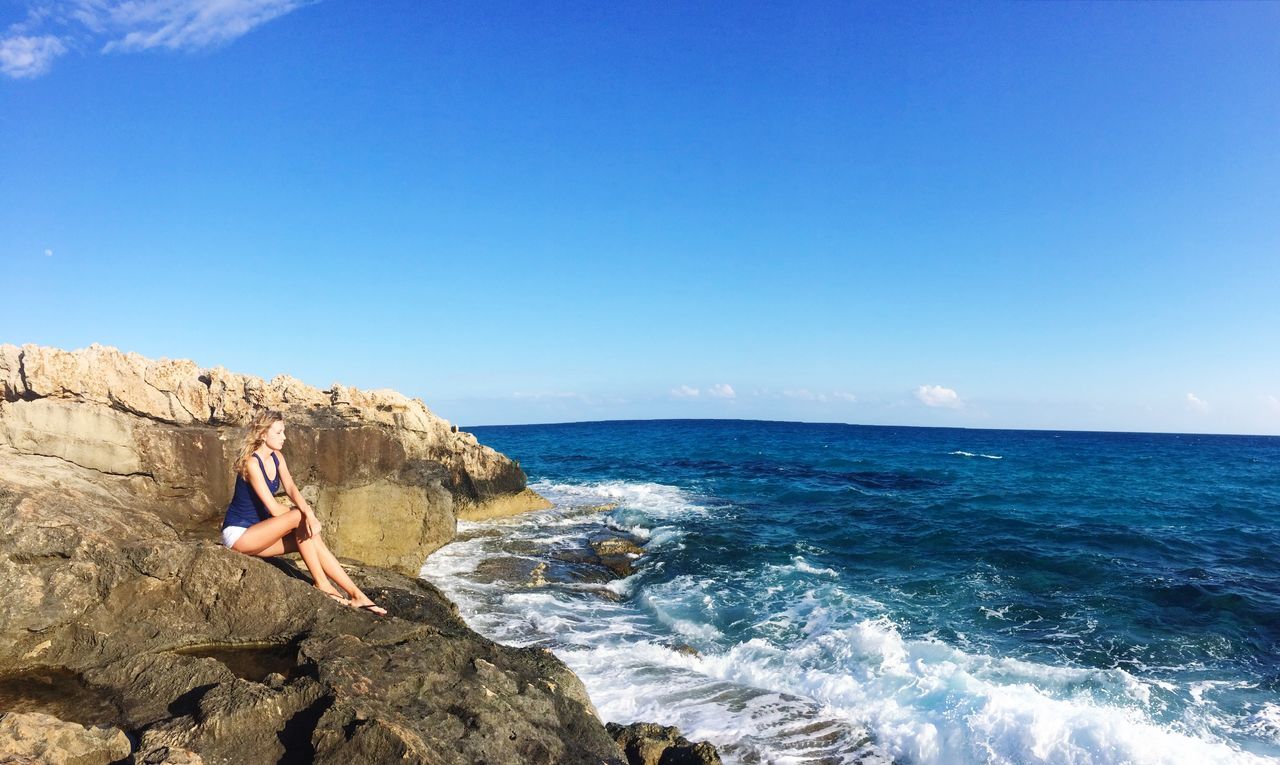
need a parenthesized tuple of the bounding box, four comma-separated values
(670, 385, 700, 399)
(915, 384, 962, 409)
(708, 383, 735, 399)
(2, 0, 314, 78)
(1186, 392, 1209, 413)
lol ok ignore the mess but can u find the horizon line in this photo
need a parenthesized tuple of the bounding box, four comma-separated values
(462, 417, 1280, 440)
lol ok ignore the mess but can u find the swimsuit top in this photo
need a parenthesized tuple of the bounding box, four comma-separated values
(222, 453, 281, 530)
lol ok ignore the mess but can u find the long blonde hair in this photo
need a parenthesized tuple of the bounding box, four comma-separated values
(235, 410, 284, 478)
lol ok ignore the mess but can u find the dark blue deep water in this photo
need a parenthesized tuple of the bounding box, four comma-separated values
(422, 420, 1280, 764)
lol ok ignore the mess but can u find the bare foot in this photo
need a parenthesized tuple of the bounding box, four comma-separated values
(348, 596, 387, 616)
(318, 588, 349, 605)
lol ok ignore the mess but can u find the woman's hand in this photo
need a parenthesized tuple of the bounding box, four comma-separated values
(302, 508, 322, 538)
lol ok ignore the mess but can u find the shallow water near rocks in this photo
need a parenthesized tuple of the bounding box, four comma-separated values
(0, 668, 124, 727)
(177, 642, 301, 683)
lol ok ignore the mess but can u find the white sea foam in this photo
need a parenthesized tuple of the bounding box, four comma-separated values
(950, 451, 1004, 460)
(421, 479, 1275, 765)
(1246, 703, 1280, 743)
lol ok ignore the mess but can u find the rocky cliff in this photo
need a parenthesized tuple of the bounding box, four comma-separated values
(0, 345, 720, 764)
(0, 344, 549, 574)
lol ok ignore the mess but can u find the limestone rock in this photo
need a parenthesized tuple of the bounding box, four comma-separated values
(472, 557, 550, 587)
(589, 532, 646, 578)
(0, 712, 131, 765)
(606, 721, 723, 765)
(0, 447, 626, 764)
(0, 344, 545, 572)
(132, 745, 205, 765)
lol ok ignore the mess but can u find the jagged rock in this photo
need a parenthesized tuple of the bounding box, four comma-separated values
(472, 557, 550, 586)
(0, 345, 700, 764)
(0, 711, 131, 765)
(589, 534, 645, 558)
(133, 745, 205, 764)
(606, 721, 723, 765)
(588, 533, 646, 578)
(0, 344, 549, 572)
(0, 448, 625, 763)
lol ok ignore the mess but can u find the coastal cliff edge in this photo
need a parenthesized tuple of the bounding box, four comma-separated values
(0, 344, 719, 765)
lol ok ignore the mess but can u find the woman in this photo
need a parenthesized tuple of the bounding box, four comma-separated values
(221, 410, 387, 615)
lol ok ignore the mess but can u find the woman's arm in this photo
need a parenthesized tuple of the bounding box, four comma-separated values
(277, 454, 312, 513)
(276, 453, 320, 537)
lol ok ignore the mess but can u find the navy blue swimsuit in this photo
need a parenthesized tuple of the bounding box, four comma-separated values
(223, 453, 281, 530)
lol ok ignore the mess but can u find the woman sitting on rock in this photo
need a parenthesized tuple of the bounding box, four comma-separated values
(221, 410, 387, 615)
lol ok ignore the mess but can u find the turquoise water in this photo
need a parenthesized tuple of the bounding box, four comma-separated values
(422, 420, 1280, 764)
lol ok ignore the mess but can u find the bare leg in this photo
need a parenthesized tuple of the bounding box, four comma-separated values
(308, 535, 361, 599)
(309, 535, 386, 614)
(232, 511, 339, 596)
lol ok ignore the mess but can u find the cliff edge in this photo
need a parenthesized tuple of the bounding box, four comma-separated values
(0, 345, 720, 764)
(0, 343, 550, 574)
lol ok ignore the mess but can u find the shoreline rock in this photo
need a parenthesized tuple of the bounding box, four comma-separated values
(0, 344, 721, 764)
(0, 343, 544, 573)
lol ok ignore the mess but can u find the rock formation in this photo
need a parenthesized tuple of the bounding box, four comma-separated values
(0, 344, 550, 574)
(0, 344, 720, 764)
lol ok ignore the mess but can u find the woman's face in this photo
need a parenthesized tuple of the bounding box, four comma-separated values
(262, 420, 286, 451)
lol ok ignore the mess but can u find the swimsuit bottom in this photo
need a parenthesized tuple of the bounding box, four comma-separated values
(222, 526, 248, 549)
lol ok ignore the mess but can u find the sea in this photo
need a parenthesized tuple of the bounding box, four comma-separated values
(419, 419, 1280, 765)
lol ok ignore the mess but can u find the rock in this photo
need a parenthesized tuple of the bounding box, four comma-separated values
(0, 344, 546, 573)
(606, 721, 722, 765)
(589, 535, 645, 558)
(587, 533, 645, 579)
(0, 711, 131, 765)
(473, 557, 550, 587)
(0, 452, 626, 763)
(133, 745, 205, 764)
(457, 487, 554, 521)
(0, 345, 702, 764)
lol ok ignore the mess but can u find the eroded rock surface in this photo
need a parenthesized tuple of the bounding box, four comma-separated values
(0, 345, 720, 764)
(0, 711, 130, 765)
(607, 721, 724, 765)
(0, 447, 623, 763)
(0, 344, 550, 572)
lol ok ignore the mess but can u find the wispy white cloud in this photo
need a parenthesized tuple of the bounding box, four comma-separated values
(1185, 392, 1208, 413)
(0, 34, 66, 78)
(43, 248, 54, 257)
(708, 383, 735, 399)
(670, 385, 700, 399)
(915, 384, 961, 409)
(94, 0, 312, 53)
(2, 0, 313, 78)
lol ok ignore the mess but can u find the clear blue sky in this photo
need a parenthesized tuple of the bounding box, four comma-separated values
(3, 1, 1278, 433)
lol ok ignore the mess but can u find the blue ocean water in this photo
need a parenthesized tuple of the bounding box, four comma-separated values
(421, 420, 1280, 764)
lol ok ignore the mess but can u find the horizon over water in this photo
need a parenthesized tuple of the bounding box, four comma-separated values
(422, 419, 1280, 764)
(466, 416, 1280, 440)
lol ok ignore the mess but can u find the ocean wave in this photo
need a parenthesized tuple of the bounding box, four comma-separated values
(765, 555, 840, 578)
(422, 478, 1275, 765)
(529, 478, 712, 519)
(950, 451, 1004, 460)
